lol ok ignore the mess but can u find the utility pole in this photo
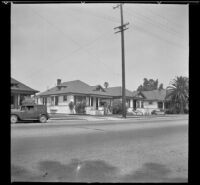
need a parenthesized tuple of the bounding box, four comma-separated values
(113, 3, 129, 118)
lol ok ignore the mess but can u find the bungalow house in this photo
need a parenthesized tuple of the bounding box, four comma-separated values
(37, 79, 139, 115)
(134, 89, 167, 115)
(11, 77, 39, 109)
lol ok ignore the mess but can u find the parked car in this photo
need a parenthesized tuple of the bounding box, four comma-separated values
(11, 103, 49, 124)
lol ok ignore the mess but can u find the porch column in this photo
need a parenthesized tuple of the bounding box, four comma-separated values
(17, 94, 20, 108)
(163, 101, 165, 110)
(130, 99, 133, 108)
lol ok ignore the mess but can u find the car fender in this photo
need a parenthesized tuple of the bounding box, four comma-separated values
(11, 114, 21, 120)
(38, 114, 48, 120)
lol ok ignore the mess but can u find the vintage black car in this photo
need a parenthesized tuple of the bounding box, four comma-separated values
(11, 103, 49, 124)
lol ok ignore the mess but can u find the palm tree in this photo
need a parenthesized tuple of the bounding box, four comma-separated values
(166, 76, 189, 114)
(104, 82, 109, 89)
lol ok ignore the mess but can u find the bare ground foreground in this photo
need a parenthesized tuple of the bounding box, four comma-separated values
(11, 115, 188, 182)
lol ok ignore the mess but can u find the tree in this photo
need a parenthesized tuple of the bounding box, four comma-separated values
(137, 78, 162, 91)
(166, 76, 189, 114)
(158, 83, 164, 90)
(104, 82, 109, 88)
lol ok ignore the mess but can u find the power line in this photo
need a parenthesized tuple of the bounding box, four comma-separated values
(125, 7, 186, 42)
(125, 9, 187, 50)
(140, 5, 186, 30)
(25, 30, 115, 81)
(67, 6, 121, 24)
(22, 8, 105, 78)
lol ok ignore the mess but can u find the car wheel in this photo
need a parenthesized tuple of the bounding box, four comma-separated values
(11, 115, 18, 124)
(39, 115, 47, 123)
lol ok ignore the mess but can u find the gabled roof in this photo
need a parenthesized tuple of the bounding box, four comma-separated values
(132, 91, 144, 99)
(38, 80, 112, 97)
(38, 80, 134, 98)
(38, 80, 91, 96)
(104, 86, 133, 97)
(11, 77, 39, 94)
(139, 89, 167, 101)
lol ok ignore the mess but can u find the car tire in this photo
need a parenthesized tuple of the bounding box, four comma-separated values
(11, 115, 18, 124)
(39, 115, 47, 123)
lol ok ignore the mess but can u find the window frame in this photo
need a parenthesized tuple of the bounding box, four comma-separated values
(63, 95, 67, 102)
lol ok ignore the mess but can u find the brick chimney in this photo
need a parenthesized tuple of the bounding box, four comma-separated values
(57, 79, 61, 86)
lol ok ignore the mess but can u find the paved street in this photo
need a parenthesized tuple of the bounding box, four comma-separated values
(11, 115, 188, 182)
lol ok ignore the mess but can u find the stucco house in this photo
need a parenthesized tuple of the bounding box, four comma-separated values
(11, 77, 39, 109)
(37, 79, 141, 115)
(134, 89, 167, 115)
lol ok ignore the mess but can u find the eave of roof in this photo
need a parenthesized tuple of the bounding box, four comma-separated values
(11, 77, 39, 93)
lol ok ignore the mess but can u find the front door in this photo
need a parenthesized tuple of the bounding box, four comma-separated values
(133, 100, 137, 110)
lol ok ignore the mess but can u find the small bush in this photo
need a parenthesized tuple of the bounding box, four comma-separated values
(184, 108, 189, 114)
(112, 100, 128, 114)
(165, 108, 179, 114)
(151, 110, 157, 115)
(75, 101, 86, 114)
(69, 101, 74, 111)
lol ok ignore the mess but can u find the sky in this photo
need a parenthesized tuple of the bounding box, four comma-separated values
(11, 3, 188, 93)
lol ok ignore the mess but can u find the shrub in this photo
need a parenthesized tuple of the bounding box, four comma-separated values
(112, 99, 128, 114)
(151, 110, 157, 115)
(75, 101, 86, 114)
(69, 101, 74, 111)
(165, 107, 179, 114)
(184, 108, 189, 114)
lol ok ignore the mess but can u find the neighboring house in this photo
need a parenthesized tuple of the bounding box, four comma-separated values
(135, 89, 167, 115)
(37, 79, 140, 115)
(11, 77, 39, 109)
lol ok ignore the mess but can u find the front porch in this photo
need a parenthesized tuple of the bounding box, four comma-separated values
(11, 93, 32, 109)
(43, 94, 137, 115)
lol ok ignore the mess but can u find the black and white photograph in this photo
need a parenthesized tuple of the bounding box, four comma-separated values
(11, 1, 189, 183)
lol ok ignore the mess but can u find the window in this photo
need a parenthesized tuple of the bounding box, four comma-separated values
(11, 95, 14, 105)
(43, 97, 47, 105)
(63, 95, 67, 102)
(141, 101, 144, 108)
(91, 97, 93, 106)
(149, 101, 153, 105)
(27, 106, 34, 111)
(158, 102, 163, 109)
(21, 106, 26, 111)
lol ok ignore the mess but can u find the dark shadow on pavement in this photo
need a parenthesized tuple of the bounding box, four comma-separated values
(11, 161, 187, 182)
(38, 158, 119, 182)
(120, 162, 187, 182)
(11, 164, 37, 182)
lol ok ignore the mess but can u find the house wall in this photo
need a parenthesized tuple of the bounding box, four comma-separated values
(143, 101, 158, 109)
(136, 100, 161, 115)
(39, 95, 75, 114)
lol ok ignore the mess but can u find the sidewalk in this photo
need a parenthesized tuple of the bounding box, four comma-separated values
(49, 113, 188, 121)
